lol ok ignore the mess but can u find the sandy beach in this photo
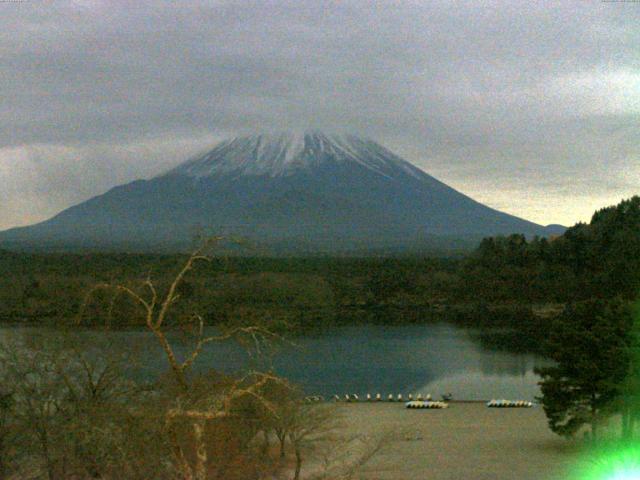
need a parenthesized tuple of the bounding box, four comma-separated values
(332, 403, 582, 480)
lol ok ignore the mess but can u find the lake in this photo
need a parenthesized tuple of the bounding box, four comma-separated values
(2, 323, 549, 401)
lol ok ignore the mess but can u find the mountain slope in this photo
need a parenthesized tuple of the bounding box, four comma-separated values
(0, 132, 563, 253)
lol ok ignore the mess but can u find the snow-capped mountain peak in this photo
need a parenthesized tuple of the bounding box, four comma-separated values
(0, 130, 561, 252)
(165, 131, 425, 180)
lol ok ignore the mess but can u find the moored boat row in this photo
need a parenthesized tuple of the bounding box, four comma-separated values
(406, 400, 449, 409)
(330, 393, 435, 402)
(486, 399, 533, 408)
(308, 394, 535, 408)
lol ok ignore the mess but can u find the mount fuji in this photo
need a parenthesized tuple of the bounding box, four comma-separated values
(0, 132, 564, 253)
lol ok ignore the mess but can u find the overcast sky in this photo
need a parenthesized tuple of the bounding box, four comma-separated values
(1, 0, 638, 230)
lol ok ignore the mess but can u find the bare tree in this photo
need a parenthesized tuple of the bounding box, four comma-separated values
(82, 238, 291, 480)
(287, 404, 337, 480)
(0, 328, 167, 480)
(2, 238, 380, 480)
(0, 335, 68, 480)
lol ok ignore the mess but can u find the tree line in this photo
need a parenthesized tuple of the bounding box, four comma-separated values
(482, 196, 640, 441)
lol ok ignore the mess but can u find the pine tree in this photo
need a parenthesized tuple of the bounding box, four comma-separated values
(536, 299, 633, 440)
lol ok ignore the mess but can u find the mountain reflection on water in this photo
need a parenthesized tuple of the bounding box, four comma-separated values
(3, 324, 549, 401)
(265, 325, 548, 400)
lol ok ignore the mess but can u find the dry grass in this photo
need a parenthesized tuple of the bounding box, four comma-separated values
(331, 403, 582, 480)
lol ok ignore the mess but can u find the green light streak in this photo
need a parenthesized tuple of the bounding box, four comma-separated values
(570, 444, 640, 480)
(567, 301, 640, 480)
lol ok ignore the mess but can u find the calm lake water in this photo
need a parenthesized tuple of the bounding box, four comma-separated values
(3, 324, 549, 401)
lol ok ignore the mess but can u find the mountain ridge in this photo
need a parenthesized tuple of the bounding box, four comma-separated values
(0, 132, 564, 254)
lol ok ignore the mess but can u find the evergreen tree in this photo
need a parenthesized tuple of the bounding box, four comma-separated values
(536, 299, 633, 440)
(619, 299, 640, 439)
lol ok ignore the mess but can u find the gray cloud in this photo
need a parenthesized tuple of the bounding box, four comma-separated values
(0, 0, 638, 229)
